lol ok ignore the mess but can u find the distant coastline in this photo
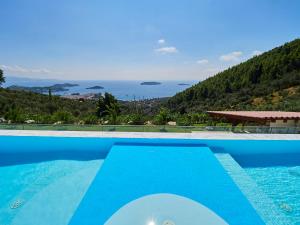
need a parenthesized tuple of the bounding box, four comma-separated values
(7, 83, 78, 93)
(178, 83, 190, 86)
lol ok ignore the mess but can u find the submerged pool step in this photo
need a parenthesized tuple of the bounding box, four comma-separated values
(69, 144, 264, 225)
(215, 153, 292, 225)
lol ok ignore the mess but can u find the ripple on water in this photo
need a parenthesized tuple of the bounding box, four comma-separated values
(245, 166, 300, 224)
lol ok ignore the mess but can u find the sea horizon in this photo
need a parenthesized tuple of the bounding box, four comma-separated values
(3, 75, 197, 101)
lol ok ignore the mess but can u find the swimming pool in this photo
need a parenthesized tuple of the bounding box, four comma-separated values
(0, 136, 299, 225)
(0, 160, 102, 225)
(233, 153, 300, 224)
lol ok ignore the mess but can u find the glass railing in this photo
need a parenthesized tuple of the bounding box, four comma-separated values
(0, 124, 299, 134)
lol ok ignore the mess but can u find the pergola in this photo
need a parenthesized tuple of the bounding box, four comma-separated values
(207, 111, 300, 126)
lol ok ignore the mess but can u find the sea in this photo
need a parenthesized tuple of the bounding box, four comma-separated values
(3, 76, 197, 101)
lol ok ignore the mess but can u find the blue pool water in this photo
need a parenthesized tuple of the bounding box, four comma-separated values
(0, 159, 102, 225)
(70, 144, 263, 225)
(233, 153, 300, 224)
(245, 166, 300, 224)
(1, 136, 300, 225)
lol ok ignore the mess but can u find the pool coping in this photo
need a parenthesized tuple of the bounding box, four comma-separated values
(0, 130, 299, 140)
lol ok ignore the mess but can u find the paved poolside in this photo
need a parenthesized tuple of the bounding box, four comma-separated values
(0, 130, 299, 139)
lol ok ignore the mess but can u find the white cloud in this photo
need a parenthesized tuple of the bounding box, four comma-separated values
(196, 59, 209, 64)
(0, 65, 59, 75)
(158, 39, 166, 44)
(219, 51, 243, 62)
(251, 50, 263, 56)
(155, 46, 178, 54)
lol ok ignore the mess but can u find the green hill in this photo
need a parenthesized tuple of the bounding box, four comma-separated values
(0, 87, 96, 123)
(168, 39, 300, 112)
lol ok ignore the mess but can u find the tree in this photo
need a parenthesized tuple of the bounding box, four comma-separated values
(96, 92, 119, 118)
(154, 107, 171, 125)
(96, 95, 106, 118)
(4, 104, 25, 123)
(48, 88, 52, 100)
(105, 102, 120, 125)
(46, 88, 57, 114)
(0, 69, 5, 86)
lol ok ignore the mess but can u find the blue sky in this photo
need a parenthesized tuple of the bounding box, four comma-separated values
(0, 0, 299, 80)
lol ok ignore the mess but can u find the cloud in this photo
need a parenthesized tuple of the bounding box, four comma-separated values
(251, 50, 263, 56)
(196, 59, 209, 64)
(219, 51, 243, 62)
(158, 39, 166, 44)
(155, 46, 178, 54)
(0, 65, 59, 75)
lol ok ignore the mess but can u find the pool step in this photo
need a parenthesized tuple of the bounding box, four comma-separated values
(216, 153, 292, 225)
(69, 144, 264, 225)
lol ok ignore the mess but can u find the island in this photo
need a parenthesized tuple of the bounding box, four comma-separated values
(178, 83, 190, 86)
(140, 82, 161, 85)
(86, 85, 104, 90)
(8, 83, 79, 93)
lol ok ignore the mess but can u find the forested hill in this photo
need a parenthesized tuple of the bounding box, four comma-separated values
(168, 39, 300, 112)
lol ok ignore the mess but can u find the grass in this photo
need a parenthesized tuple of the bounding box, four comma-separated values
(0, 124, 298, 134)
(0, 124, 211, 133)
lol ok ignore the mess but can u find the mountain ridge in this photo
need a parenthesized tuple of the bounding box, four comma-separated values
(168, 38, 300, 112)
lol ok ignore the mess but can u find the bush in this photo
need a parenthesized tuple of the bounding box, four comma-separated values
(83, 115, 99, 124)
(153, 108, 172, 125)
(127, 114, 147, 125)
(4, 105, 25, 123)
(52, 110, 75, 124)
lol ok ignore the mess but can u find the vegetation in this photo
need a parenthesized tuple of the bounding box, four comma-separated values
(96, 93, 118, 117)
(153, 108, 172, 125)
(0, 86, 96, 123)
(0, 69, 4, 85)
(1, 39, 300, 126)
(168, 39, 300, 112)
(8, 83, 78, 93)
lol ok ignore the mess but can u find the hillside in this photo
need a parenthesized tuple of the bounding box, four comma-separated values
(168, 39, 300, 112)
(8, 83, 78, 93)
(0, 85, 163, 124)
(0, 87, 96, 122)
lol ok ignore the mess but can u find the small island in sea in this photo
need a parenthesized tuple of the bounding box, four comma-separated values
(140, 81, 161, 85)
(178, 83, 190, 86)
(86, 85, 104, 90)
(8, 83, 78, 93)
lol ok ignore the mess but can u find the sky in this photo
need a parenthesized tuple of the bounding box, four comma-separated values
(0, 0, 299, 81)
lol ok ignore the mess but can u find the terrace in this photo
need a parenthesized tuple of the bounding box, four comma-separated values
(208, 111, 300, 127)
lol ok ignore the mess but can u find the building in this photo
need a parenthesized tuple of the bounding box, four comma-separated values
(207, 111, 300, 127)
